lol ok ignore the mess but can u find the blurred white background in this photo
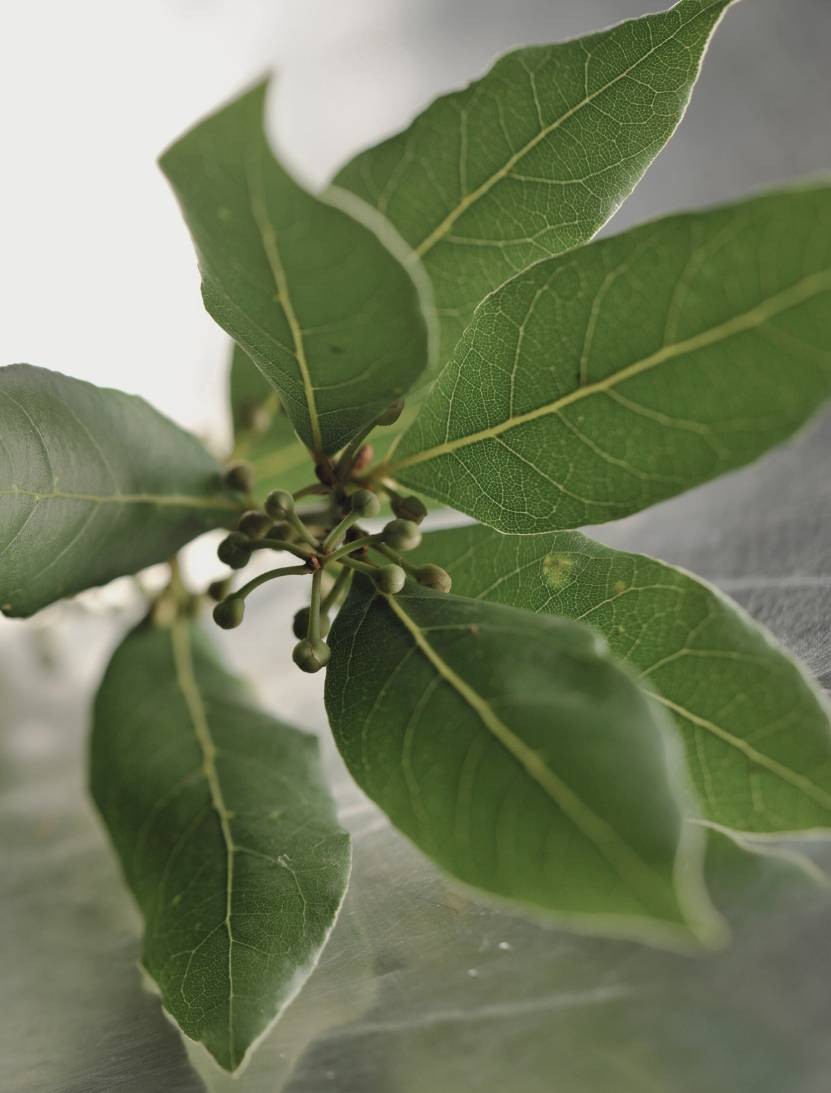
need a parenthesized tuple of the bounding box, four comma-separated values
(2, 0, 829, 453)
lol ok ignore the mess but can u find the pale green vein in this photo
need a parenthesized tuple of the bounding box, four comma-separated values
(383, 592, 672, 909)
(245, 156, 324, 456)
(0, 487, 240, 511)
(388, 270, 831, 474)
(170, 620, 237, 1069)
(646, 690, 831, 814)
(410, 2, 725, 261)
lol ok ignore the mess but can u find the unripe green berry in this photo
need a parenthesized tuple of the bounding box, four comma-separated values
(391, 494, 427, 524)
(237, 510, 272, 539)
(292, 638, 331, 673)
(217, 533, 252, 570)
(292, 606, 331, 639)
(382, 518, 422, 552)
(224, 462, 254, 494)
(350, 488, 381, 518)
(377, 398, 405, 426)
(213, 597, 245, 630)
(376, 563, 406, 594)
(416, 564, 452, 593)
(264, 489, 295, 519)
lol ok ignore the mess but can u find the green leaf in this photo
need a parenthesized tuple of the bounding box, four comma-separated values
(412, 525, 831, 836)
(0, 364, 239, 618)
(333, 0, 735, 366)
(228, 343, 312, 499)
(228, 342, 429, 504)
(161, 80, 432, 457)
(388, 185, 831, 532)
(325, 578, 720, 945)
(91, 619, 351, 1073)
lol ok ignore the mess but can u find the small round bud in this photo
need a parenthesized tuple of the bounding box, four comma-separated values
(375, 564, 406, 594)
(350, 489, 381, 518)
(391, 494, 427, 525)
(207, 578, 232, 602)
(264, 489, 295, 519)
(292, 607, 331, 639)
(416, 564, 452, 593)
(224, 462, 254, 494)
(237, 510, 272, 539)
(217, 533, 252, 570)
(269, 521, 295, 542)
(292, 638, 331, 673)
(213, 597, 245, 630)
(382, 518, 422, 552)
(377, 398, 405, 426)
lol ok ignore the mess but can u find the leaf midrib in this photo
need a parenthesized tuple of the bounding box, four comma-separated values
(245, 152, 324, 456)
(408, 1, 726, 261)
(388, 269, 831, 474)
(382, 592, 675, 912)
(0, 487, 239, 510)
(170, 621, 238, 1070)
(647, 690, 831, 814)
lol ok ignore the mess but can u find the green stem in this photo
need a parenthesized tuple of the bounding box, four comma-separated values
(286, 510, 322, 549)
(320, 565, 353, 614)
(339, 555, 379, 579)
(254, 538, 314, 562)
(308, 568, 323, 642)
(373, 541, 419, 575)
(326, 534, 379, 564)
(235, 564, 310, 601)
(321, 511, 359, 552)
(167, 555, 189, 602)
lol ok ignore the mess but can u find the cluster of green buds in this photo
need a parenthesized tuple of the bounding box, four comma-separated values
(209, 478, 451, 673)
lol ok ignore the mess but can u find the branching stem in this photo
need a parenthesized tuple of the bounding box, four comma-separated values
(235, 564, 310, 601)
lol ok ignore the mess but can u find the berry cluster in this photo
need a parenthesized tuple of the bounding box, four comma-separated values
(210, 478, 451, 673)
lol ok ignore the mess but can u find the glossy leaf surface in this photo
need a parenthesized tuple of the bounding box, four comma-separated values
(326, 579, 717, 944)
(0, 364, 238, 618)
(161, 82, 430, 456)
(390, 186, 831, 531)
(414, 525, 831, 835)
(334, 0, 735, 365)
(91, 620, 351, 1073)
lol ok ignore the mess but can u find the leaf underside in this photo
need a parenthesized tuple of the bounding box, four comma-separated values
(91, 620, 351, 1073)
(391, 185, 831, 532)
(326, 578, 719, 945)
(414, 525, 831, 837)
(0, 364, 237, 618)
(334, 0, 735, 366)
(161, 80, 430, 457)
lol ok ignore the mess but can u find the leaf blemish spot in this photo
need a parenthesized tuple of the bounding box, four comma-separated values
(542, 553, 575, 588)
